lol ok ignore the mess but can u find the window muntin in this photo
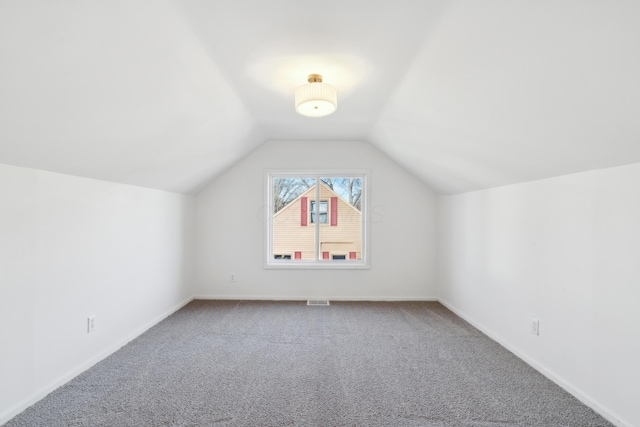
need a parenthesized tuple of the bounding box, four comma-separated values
(267, 171, 368, 269)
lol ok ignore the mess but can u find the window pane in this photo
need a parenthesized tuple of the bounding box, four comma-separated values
(310, 200, 328, 223)
(272, 177, 315, 261)
(319, 177, 363, 261)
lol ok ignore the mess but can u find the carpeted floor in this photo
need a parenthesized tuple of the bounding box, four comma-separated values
(5, 300, 613, 427)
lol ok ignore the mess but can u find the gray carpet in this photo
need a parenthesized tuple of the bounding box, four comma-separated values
(5, 300, 612, 427)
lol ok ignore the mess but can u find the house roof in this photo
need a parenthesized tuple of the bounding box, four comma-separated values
(1, 1, 639, 194)
(273, 182, 361, 220)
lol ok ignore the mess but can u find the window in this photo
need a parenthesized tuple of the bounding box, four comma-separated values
(266, 171, 368, 269)
(310, 200, 327, 223)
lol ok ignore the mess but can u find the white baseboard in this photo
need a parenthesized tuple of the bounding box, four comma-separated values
(193, 294, 439, 302)
(0, 296, 193, 426)
(438, 298, 629, 427)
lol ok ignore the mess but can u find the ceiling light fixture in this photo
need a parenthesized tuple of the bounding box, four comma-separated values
(295, 74, 337, 118)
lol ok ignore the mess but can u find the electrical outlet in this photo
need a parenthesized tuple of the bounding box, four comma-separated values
(230, 274, 236, 282)
(531, 318, 539, 336)
(87, 316, 96, 333)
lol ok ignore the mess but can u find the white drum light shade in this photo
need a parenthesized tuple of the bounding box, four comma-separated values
(295, 74, 337, 117)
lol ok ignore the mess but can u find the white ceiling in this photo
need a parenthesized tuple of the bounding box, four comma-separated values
(1, 0, 639, 194)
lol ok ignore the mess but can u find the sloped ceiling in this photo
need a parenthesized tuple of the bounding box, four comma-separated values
(1, 0, 639, 194)
(372, 1, 640, 194)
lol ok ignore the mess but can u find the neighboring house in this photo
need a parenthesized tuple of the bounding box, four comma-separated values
(273, 183, 361, 260)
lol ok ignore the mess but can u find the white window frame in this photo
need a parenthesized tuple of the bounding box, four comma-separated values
(265, 169, 370, 270)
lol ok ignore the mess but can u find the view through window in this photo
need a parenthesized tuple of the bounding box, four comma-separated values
(267, 173, 366, 268)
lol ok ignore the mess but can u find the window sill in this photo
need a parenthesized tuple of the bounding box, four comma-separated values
(264, 261, 370, 270)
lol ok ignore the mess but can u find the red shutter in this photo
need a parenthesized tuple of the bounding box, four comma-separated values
(294, 251, 302, 260)
(349, 252, 356, 260)
(300, 197, 308, 226)
(330, 196, 338, 226)
(322, 251, 329, 260)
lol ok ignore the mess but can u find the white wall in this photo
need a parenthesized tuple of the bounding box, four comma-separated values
(196, 140, 438, 300)
(437, 162, 640, 427)
(0, 164, 195, 424)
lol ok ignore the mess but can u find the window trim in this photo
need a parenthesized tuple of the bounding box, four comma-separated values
(265, 169, 370, 270)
